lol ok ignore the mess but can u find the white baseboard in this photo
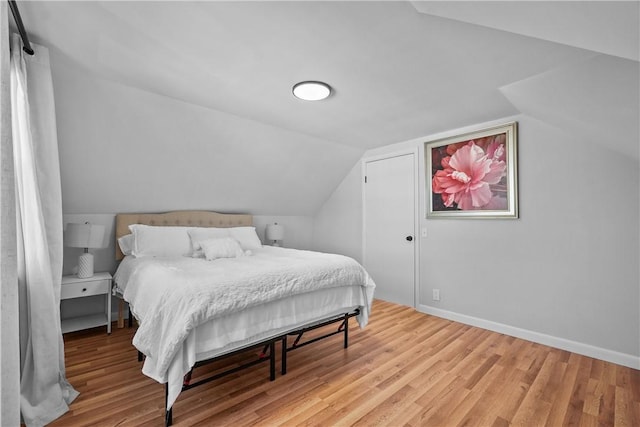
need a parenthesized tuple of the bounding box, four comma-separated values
(418, 304, 640, 370)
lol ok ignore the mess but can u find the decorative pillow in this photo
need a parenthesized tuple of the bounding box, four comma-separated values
(128, 224, 192, 257)
(200, 237, 246, 260)
(228, 226, 262, 250)
(117, 234, 134, 256)
(188, 228, 231, 258)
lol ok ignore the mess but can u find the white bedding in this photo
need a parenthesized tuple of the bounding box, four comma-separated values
(114, 246, 375, 409)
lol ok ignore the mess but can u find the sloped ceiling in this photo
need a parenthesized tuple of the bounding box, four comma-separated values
(12, 1, 640, 215)
(412, 1, 639, 160)
(411, 1, 639, 61)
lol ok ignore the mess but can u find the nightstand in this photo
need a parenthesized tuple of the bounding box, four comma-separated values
(61, 272, 112, 334)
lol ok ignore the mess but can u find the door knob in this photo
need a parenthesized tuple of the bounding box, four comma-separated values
(406, 236, 413, 241)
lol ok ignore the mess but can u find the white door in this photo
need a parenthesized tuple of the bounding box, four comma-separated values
(364, 153, 415, 307)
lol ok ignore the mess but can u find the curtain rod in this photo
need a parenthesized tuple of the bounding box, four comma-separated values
(8, 0, 34, 55)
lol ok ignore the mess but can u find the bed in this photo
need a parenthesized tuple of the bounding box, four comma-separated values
(112, 211, 375, 425)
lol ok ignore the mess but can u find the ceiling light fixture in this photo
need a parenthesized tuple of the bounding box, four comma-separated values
(292, 81, 332, 101)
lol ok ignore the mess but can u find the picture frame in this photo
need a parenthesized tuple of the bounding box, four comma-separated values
(425, 122, 518, 219)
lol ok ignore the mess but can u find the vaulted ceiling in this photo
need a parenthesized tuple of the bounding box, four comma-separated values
(12, 1, 639, 215)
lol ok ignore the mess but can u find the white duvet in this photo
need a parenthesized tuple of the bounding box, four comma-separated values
(114, 246, 375, 409)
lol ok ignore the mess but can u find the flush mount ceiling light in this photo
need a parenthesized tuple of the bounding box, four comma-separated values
(292, 81, 332, 101)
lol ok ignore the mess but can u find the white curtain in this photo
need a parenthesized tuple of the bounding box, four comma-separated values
(10, 33, 78, 426)
(1, 3, 20, 425)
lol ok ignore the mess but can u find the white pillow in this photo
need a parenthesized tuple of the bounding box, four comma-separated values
(200, 237, 246, 260)
(129, 224, 192, 257)
(228, 226, 262, 250)
(117, 234, 134, 256)
(188, 228, 231, 258)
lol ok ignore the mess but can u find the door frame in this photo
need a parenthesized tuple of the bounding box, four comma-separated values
(361, 148, 420, 308)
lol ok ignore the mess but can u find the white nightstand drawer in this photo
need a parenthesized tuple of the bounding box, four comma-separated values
(61, 279, 109, 299)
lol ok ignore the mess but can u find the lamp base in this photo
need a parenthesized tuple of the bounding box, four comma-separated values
(77, 252, 94, 278)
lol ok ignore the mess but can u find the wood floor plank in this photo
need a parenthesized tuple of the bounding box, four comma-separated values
(473, 363, 528, 426)
(50, 299, 640, 426)
(615, 386, 640, 427)
(447, 364, 506, 426)
(511, 352, 557, 426)
(563, 354, 594, 425)
(544, 358, 580, 426)
(350, 384, 417, 426)
(408, 376, 470, 426)
(599, 384, 617, 427)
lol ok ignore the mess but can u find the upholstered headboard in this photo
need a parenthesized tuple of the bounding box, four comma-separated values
(115, 210, 253, 260)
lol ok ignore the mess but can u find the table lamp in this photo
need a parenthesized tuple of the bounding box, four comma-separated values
(265, 223, 284, 247)
(64, 222, 105, 278)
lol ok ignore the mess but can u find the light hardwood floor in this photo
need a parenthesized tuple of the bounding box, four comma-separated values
(51, 299, 640, 426)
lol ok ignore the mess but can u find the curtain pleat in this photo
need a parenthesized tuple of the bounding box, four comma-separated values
(10, 33, 78, 426)
(0, 4, 21, 425)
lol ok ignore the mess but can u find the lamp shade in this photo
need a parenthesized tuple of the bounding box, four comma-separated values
(64, 223, 105, 249)
(265, 223, 284, 241)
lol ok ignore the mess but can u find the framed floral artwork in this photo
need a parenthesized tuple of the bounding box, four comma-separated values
(425, 122, 518, 218)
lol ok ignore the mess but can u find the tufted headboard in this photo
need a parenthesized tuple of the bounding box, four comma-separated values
(115, 210, 253, 260)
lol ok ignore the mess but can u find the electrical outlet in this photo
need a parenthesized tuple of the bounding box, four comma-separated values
(432, 289, 440, 301)
(421, 227, 427, 238)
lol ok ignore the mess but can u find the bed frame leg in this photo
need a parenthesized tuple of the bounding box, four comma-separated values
(165, 384, 173, 426)
(183, 369, 193, 387)
(281, 336, 287, 375)
(259, 343, 269, 358)
(269, 341, 276, 381)
(128, 305, 133, 328)
(344, 313, 349, 349)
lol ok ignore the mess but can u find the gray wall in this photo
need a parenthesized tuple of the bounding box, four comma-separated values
(52, 60, 362, 216)
(312, 114, 640, 366)
(312, 161, 363, 263)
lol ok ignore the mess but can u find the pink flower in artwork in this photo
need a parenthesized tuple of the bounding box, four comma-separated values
(485, 134, 507, 162)
(482, 195, 508, 210)
(432, 142, 506, 210)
